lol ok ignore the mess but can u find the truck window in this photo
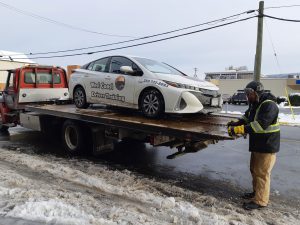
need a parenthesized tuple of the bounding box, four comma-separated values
(8, 72, 14, 88)
(24, 72, 61, 84)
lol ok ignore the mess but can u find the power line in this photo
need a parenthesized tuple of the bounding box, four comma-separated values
(265, 5, 300, 10)
(263, 14, 300, 22)
(264, 19, 282, 73)
(7, 9, 255, 57)
(12, 16, 257, 60)
(0, 1, 136, 38)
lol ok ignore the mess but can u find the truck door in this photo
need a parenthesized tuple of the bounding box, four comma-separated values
(18, 67, 69, 103)
(3, 71, 17, 109)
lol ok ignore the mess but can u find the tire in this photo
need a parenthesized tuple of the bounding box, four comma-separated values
(0, 124, 8, 133)
(61, 120, 85, 155)
(140, 89, 164, 118)
(74, 86, 89, 109)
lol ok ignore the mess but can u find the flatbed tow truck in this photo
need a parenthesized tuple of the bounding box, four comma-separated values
(0, 65, 237, 158)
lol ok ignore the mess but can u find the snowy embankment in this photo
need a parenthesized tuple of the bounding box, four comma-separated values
(0, 148, 299, 225)
(221, 103, 300, 126)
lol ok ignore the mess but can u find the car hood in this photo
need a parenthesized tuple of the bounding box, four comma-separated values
(154, 73, 219, 90)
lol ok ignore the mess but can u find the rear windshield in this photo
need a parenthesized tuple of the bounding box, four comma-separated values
(24, 72, 61, 84)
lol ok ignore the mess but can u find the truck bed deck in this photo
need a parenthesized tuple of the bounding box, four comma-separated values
(26, 104, 237, 141)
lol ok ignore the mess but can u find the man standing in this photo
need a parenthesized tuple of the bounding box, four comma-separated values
(227, 81, 280, 210)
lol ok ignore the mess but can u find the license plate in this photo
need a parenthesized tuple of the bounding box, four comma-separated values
(211, 98, 219, 106)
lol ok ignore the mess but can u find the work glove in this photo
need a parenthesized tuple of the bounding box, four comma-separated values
(228, 125, 245, 137)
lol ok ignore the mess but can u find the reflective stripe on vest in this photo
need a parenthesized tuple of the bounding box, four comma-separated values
(242, 115, 249, 123)
(250, 100, 280, 134)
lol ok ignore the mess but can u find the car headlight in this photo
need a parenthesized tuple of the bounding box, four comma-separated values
(198, 88, 220, 97)
(163, 80, 197, 90)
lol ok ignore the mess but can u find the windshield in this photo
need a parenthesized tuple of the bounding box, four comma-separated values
(133, 57, 182, 75)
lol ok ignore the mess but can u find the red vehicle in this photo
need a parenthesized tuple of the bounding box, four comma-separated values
(0, 65, 69, 131)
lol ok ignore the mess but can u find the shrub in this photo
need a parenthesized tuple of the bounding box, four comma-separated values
(289, 93, 300, 106)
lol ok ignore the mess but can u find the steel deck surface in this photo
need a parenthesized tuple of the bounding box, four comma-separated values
(26, 104, 236, 141)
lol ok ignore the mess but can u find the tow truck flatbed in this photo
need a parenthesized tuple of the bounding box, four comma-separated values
(26, 104, 235, 141)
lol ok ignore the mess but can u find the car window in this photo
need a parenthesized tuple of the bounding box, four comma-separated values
(87, 57, 109, 72)
(109, 56, 138, 75)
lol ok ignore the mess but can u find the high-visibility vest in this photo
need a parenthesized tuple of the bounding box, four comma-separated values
(250, 100, 280, 134)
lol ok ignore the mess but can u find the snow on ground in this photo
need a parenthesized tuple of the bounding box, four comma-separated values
(221, 106, 300, 126)
(0, 147, 299, 225)
(278, 102, 300, 109)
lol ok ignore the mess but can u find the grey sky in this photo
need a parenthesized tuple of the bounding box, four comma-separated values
(1, 0, 300, 78)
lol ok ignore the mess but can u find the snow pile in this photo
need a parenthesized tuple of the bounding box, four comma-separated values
(0, 148, 299, 224)
(278, 102, 300, 109)
(278, 113, 300, 126)
(6, 200, 103, 225)
(221, 110, 300, 126)
(289, 92, 300, 97)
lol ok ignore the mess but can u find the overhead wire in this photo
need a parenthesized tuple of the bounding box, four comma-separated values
(6, 9, 256, 57)
(264, 18, 282, 73)
(264, 5, 300, 10)
(0, 1, 136, 38)
(12, 16, 257, 60)
(263, 14, 300, 23)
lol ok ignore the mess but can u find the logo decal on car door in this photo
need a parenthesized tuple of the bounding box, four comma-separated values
(115, 76, 125, 91)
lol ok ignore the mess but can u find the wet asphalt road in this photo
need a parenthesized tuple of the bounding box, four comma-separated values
(0, 105, 299, 209)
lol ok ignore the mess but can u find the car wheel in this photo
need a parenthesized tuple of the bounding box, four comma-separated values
(74, 86, 89, 109)
(140, 89, 164, 118)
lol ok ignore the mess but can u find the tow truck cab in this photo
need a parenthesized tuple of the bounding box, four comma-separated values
(0, 65, 68, 130)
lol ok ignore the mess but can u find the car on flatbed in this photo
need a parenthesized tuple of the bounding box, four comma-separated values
(69, 55, 222, 118)
(0, 64, 233, 158)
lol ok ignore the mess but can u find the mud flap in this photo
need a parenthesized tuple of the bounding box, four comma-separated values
(91, 126, 115, 156)
(166, 140, 218, 159)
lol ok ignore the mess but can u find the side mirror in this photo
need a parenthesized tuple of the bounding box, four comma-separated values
(120, 66, 134, 74)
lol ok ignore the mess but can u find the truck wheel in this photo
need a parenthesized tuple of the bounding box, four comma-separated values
(62, 120, 85, 155)
(0, 124, 8, 133)
(74, 87, 89, 109)
(140, 89, 164, 118)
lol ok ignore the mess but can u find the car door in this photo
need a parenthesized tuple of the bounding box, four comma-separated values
(106, 56, 138, 108)
(83, 57, 110, 104)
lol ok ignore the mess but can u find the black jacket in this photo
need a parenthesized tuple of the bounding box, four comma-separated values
(241, 92, 280, 153)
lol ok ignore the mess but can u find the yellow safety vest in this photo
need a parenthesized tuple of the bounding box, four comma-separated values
(250, 100, 280, 134)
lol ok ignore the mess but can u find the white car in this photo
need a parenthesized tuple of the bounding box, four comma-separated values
(69, 55, 222, 118)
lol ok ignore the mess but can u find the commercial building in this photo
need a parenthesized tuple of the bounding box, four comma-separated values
(205, 69, 300, 97)
(0, 50, 35, 90)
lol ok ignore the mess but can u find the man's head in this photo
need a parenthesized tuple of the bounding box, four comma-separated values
(244, 81, 264, 103)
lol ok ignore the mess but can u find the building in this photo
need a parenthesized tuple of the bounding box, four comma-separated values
(205, 69, 300, 97)
(205, 66, 254, 80)
(205, 70, 254, 80)
(0, 50, 36, 89)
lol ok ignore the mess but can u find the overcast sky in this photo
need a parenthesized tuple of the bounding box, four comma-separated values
(1, 0, 300, 78)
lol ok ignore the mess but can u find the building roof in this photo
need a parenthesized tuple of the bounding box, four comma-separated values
(0, 50, 35, 64)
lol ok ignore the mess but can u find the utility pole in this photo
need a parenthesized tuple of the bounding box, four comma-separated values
(194, 67, 198, 78)
(254, 1, 264, 82)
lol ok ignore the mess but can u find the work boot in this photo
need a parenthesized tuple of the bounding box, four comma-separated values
(241, 191, 255, 199)
(243, 201, 265, 210)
